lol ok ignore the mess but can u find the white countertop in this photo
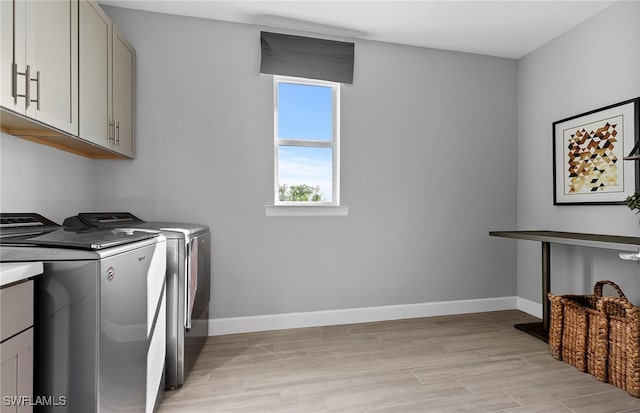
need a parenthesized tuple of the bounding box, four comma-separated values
(0, 262, 43, 287)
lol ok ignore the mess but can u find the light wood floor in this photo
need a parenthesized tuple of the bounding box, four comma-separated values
(158, 310, 640, 412)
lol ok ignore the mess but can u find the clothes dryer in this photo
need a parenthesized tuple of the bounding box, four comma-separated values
(63, 212, 210, 389)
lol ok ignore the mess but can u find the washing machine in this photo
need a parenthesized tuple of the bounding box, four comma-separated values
(0, 213, 166, 413)
(63, 212, 210, 389)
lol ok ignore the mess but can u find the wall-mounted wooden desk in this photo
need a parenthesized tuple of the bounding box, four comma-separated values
(489, 230, 640, 342)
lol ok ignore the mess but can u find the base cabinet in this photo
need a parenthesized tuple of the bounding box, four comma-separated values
(0, 280, 34, 413)
(0, 330, 33, 413)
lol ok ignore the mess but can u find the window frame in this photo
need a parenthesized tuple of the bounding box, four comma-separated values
(273, 75, 341, 206)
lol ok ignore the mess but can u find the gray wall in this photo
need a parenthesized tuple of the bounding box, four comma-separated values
(95, 7, 518, 319)
(0, 133, 94, 223)
(516, 1, 640, 304)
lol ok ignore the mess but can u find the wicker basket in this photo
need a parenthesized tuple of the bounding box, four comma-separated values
(598, 294, 640, 397)
(548, 280, 625, 382)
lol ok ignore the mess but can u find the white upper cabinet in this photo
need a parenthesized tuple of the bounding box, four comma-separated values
(1, 0, 78, 135)
(79, 0, 135, 158)
(1, 0, 136, 159)
(111, 24, 136, 158)
(0, 0, 25, 114)
(79, 0, 111, 148)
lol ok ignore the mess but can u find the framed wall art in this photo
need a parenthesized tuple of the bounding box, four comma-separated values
(553, 98, 640, 205)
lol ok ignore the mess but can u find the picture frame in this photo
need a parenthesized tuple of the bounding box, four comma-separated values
(553, 98, 640, 205)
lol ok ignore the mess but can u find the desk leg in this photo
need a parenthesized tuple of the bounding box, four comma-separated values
(514, 241, 550, 342)
(542, 241, 550, 331)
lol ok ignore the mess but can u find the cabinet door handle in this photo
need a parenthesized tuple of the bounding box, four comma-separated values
(116, 121, 120, 145)
(24, 65, 30, 109)
(108, 118, 114, 143)
(30, 70, 40, 110)
(15, 65, 31, 108)
(11, 63, 17, 102)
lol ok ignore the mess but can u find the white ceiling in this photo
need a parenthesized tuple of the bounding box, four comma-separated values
(98, 0, 618, 59)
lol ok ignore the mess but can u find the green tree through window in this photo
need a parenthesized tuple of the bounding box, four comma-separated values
(279, 184, 322, 202)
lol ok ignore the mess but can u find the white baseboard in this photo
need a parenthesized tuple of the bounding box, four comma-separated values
(516, 297, 543, 318)
(209, 296, 520, 335)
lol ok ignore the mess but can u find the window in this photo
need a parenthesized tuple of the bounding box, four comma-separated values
(274, 76, 340, 206)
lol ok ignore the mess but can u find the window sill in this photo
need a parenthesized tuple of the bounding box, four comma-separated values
(265, 205, 349, 217)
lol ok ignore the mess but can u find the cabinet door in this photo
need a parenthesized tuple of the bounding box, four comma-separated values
(0, 329, 33, 413)
(25, 0, 78, 135)
(79, 0, 111, 147)
(112, 25, 135, 158)
(1, 0, 26, 113)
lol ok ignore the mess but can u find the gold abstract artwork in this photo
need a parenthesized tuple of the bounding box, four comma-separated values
(566, 122, 619, 193)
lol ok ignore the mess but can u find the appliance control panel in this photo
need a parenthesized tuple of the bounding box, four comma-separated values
(0, 213, 58, 229)
(64, 212, 145, 228)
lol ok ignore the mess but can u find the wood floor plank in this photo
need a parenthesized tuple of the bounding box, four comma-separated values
(555, 389, 640, 413)
(497, 401, 574, 412)
(363, 390, 521, 412)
